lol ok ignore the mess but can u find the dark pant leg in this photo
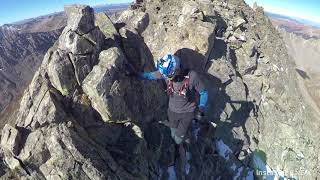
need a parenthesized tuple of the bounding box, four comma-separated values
(176, 112, 194, 137)
(167, 109, 194, 144)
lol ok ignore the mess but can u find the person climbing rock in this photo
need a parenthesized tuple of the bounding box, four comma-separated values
(135, 54, 208, 173)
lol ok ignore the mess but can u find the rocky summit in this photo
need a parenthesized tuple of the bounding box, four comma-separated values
(0, 0, 319, 179)
(0, 4, 128, 125)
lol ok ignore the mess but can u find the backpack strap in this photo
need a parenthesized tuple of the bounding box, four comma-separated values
(165, 76, 190, 96)
(179, 76, 189, 95)
(165, 80, 173, 93)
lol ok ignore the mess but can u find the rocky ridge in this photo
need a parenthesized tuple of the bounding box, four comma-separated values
(0, 0, 319, 179)
(0, 4, 129, 126)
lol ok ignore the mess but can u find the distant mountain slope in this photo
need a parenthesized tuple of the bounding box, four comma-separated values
(280, 29, 320, 113)
(0, 26, 62, 126)
(6, 3, 130, 33)
(8, 13, 66, 33)
(267, 12, 320, 39)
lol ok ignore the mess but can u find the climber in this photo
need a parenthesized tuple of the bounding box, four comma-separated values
(135, 54, 208, 170)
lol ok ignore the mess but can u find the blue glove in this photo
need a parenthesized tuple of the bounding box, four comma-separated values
(138, 72, 155, 80)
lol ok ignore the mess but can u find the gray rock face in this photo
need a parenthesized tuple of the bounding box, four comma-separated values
(95, 12, 119, 39)
(65, 5, 95, 34)
(0, 4, 167, 180)
(117, 0, 319, 179)
(0, 4, 129, 126)
(1, 125, 21, 156)
(82, 47, 127, 122)
(47, 49, 77, 96)
(0, 0, 319, 180)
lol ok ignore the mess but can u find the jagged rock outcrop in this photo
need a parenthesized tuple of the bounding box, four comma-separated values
(0, 4, 129, 127)
(1, 0, 319, 179)
(0, 4, 168, 180)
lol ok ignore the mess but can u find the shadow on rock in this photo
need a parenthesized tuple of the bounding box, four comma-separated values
(173, 45, 257, 178)
(113, 12, 256, 178)
(60, 91, 155, 179)
(295, 68, 310, 80)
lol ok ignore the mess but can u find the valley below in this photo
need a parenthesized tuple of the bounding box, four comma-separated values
(279, 28, 320, 115)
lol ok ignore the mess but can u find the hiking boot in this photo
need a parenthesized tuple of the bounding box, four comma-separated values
(184, 138, 191, 144)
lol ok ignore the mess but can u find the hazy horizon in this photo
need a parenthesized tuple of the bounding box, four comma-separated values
(0, 0, 134, 26)
(245, 0, 320, 27)
(1, 0, 320, 28)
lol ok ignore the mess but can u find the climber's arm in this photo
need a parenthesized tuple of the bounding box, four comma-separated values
(196, 87, 208, 121)
(138, 71, 164, 80)
(195, 87, 208, 121)
(189, 71, 208, 111)
(198, 90, 208, 110)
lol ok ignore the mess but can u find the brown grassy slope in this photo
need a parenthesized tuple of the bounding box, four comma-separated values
(271, 17, 320, 39)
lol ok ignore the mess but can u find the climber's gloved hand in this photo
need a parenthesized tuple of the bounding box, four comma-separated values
(124, 68, 140, 78)
(125, 70, 138, 77)
(124, 63, 139, 77)
(158, 120, 171, 127)
(195, 107, 205, 122)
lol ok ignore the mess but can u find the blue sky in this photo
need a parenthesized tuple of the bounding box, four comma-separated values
(245, 0, 320, 23)
(1, 0, 319, 25)
(0, 0, 133, 25)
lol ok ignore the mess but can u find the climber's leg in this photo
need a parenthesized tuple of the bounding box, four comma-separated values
(167, 109, 195, 177)
(167, 109, 194, 144)
(170, 128, 184, 145)
(190, 119, 201, 143)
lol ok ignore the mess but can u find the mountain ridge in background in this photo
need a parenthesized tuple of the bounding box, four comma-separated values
(2, 3, 131, 26)
(279, 28, 320, 116)
(266, 12, 320, 28)
(266, 12, 320, 39)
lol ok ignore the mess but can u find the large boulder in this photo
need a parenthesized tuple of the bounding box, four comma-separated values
(82, 47, 128, 122)
(58, 5, 105, 87)
(47, 49, 77, 96)
(1, 125, 21, 156)
(95, 12, 119, 39)
(64, 5, 95, 34)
